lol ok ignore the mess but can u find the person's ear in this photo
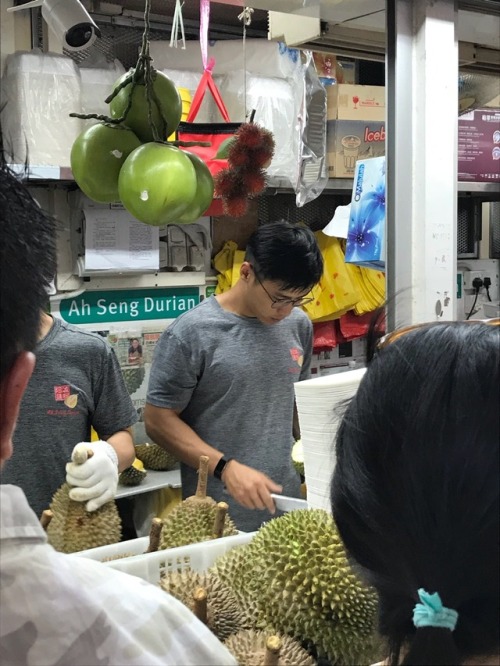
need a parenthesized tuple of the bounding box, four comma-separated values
(0, 352, 35, 464)
(240, 261, 253, 281)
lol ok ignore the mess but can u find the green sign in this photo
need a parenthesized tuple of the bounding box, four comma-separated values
(59, 288, 200, 325)
(205, 285, 217, 298)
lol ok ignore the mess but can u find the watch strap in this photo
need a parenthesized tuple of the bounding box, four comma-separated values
(213, 456, 233, 480)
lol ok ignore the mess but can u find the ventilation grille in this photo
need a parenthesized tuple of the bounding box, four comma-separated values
(257, 192, 351, 232)
(457, 199, 480, 258)
(491, 202, 500, 259)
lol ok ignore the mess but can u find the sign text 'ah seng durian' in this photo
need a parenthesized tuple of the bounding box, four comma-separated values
(59, 288, 200, 325)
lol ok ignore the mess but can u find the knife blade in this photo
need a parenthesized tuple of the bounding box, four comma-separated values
(271, 494, 308, 513)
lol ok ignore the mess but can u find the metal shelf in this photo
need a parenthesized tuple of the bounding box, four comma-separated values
(116, 468, 181, 499)
(457, 181, 500, 199)
(12, 164, 499, 200)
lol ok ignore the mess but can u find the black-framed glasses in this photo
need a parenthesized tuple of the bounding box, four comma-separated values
(251, 266, 315, 309)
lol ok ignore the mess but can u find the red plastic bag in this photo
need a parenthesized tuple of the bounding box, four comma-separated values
(176, 68, 240, 178)
(313, 321, 338, 353)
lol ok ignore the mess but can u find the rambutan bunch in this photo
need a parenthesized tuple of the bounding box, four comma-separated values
(214, 122, 275, 218)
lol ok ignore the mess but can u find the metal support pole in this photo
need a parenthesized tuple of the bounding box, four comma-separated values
(386, 0, 458, 329)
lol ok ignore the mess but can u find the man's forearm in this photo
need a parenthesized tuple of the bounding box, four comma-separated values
(103, 428, 135, 472)
(144, 404, 224, 475)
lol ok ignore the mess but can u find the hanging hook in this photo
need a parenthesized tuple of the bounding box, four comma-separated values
(237, 7, 254, 26)
(170, 0, 186, 49)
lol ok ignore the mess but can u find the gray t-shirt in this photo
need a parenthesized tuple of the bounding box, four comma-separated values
(1, 317, 137, 518)
(147, 296, 313, 531)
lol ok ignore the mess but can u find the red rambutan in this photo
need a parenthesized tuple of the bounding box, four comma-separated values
(259, 127, 275, 153)
(248, 146, 274, 169)
(224, 196, 248, 218)
(236, 123, 265, 149)
(242, 169, 266, 195)
(228, 140, 252, 168)
(214, 169, 239, 197)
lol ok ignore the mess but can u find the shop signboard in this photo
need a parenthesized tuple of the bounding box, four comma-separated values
(58, 288, 200, 325)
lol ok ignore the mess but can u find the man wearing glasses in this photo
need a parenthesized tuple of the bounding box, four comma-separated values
(145, 221, 323, 532)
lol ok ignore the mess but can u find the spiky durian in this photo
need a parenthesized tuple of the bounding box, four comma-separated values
(160, 570, 249, 640)
(160, 456, 238, 550)
(46, 446, 121, 553)
(121, 365, 145, 394)
(292, 439, 305, 477)
(213, 509, 378, 665)
(134, 442, 178, 470)
(224, 629, 316, 666)
(119, 458, 147, 486)
(46, 483, 121, 553)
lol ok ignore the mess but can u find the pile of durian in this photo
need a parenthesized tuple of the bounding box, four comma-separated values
(45, 454, 238, 557)
(160, 508, 381, 666)
(118, 442, 179, 487)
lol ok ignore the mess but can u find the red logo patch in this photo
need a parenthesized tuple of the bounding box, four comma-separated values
(54, 385, 71, 402)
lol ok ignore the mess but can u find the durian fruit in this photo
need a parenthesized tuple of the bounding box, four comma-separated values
(119, 457, 147, 486)
(224, 630, 316, 666)
(46, 447, 122, 554)
(160, 456, 238, 550)
(213, 509, 378, 665)
(160, 569, 250, 640)
(121, 365, 145, 394)
(292, 439, 305, 477)
(134, 442, 178, 470)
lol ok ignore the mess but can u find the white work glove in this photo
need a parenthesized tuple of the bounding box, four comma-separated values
(66, 441, 119, 512)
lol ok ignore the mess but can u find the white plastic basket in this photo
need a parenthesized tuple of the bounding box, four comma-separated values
(73, 532, 255, 585)
(73, 536, 150, 561)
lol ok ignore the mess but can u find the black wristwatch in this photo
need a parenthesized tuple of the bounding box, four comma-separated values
(213, 456, 233, 480)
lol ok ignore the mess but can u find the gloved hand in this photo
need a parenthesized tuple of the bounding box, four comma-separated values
(66, 440, 119, 512)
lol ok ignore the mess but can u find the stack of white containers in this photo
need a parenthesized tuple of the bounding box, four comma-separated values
(294, 368, 366, 513)
(1, 50, 82, 166)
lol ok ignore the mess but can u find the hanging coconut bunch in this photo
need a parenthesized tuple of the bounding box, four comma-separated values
(160, 455, 238, 550)
(214, 115, 275, 218)
(69, 0, 214, 227)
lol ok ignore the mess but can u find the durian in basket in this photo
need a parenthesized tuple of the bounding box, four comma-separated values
(224, 630, 316, 666)
(213, 508, 380, 665)
(160, 455, 238, 550)
(45, 447, 121, 554)
(160, 570, 251, 641)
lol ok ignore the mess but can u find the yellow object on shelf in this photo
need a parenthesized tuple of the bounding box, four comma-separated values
(302, 233, 361, 322)
(168, 87, 191, 141)
(153, 487, 182, 520)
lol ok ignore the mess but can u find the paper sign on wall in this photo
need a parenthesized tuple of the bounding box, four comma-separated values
(84, 208, 159, 271)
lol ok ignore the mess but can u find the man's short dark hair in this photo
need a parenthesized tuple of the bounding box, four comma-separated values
(245, 220, 323, 292)
(0, 137, 57, 381)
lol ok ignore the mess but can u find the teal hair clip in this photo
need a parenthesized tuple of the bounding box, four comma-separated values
(413, 589, 458, 631)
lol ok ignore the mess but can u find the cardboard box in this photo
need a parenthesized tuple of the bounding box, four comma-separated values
(327, 119, 386, 178)
(327, 84, 385, 121)
(345, 156, 386, 271)
(313, 53, 356, 86)
(458, 108, 500, 182)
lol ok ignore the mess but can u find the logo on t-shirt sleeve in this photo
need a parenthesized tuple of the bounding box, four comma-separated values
(289, 347, 304, 368)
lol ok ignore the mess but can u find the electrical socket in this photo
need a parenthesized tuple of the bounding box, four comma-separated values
(463, 270, 484, 290)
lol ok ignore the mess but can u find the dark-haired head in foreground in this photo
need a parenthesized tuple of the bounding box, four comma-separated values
(331, 320, 499, 666)
(0, 146, 56, 465)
